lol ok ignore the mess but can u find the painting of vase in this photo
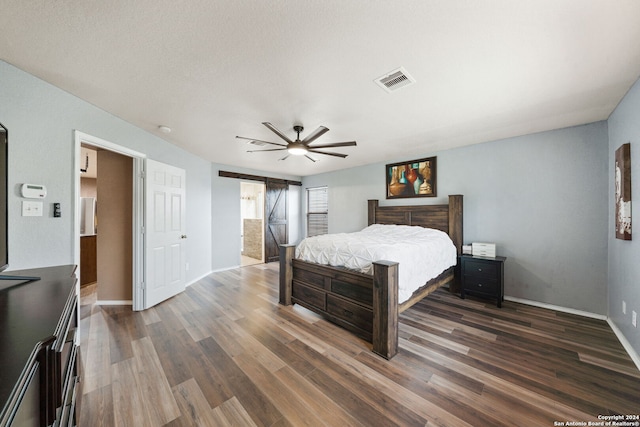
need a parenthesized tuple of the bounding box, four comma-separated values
(386, 156, 437, 199)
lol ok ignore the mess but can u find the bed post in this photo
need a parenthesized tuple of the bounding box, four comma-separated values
(448, 195, 463, 294)
(279, 244, 295, 305)
(368, 200, 378, 226)
(448, 195, 463, 255)
(372, 260, 399, 360)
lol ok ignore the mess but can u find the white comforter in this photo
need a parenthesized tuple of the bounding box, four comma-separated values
(295, 224, 457, 303)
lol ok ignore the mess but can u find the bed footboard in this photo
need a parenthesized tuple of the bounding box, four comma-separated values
(279, 244, 400, 359)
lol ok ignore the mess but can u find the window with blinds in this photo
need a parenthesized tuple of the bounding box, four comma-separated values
(307, 186, 328, 237)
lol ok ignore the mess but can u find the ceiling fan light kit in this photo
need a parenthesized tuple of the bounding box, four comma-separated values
(287, 143, 308, 156)
(236, 122, 356, 162)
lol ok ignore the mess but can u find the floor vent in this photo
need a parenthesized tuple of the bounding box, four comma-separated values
(374, 67, 416, 93)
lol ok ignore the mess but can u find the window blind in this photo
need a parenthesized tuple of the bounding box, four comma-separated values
(307, 186, 328, 237)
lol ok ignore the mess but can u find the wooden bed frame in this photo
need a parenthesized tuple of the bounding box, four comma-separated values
(279, 195, 463, 359)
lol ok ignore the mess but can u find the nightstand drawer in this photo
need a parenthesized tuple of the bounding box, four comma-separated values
(463, 277, 498, 294)
(463, 259, 498, 278)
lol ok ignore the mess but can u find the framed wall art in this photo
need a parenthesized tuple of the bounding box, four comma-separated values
(615, 143, 631, 240)
(386, 156, 436, 199)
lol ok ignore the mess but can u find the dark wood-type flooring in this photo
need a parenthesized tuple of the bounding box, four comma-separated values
(79, 263, 640, 426)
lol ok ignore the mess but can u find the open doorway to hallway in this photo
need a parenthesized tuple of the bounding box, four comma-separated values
(78, 145, 133, 304)
(75, 131, 146, 309)
(240, 181, 265, 267)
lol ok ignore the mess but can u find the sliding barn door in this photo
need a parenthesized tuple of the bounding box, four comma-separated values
(265, 180, 288, 262)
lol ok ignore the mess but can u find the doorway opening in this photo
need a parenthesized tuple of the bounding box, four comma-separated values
(74, 131, 145, 309)
(240, 181, 265, 266)
(78, 146, 133, 303)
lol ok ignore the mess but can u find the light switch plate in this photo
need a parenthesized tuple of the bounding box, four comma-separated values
(22, 201, 43, 216)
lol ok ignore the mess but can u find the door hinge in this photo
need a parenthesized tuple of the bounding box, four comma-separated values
(139, 282, 145, 290)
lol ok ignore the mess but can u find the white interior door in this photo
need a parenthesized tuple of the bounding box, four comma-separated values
(144, 159, 186, 309)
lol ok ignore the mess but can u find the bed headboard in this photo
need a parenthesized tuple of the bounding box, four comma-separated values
(367, 195, 463, 255)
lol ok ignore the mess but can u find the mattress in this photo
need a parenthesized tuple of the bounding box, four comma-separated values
(295, 224, 457, 303)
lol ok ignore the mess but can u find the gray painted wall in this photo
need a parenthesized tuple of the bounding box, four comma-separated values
(302, 121, 609, 315)
(211, 163, 301, 270)
(608, 76, 640, 356)
(0, 60, 212, 283)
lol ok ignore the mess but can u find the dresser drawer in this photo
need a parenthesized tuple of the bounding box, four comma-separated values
(463, 259, 499, 278)
(327, 295, 372, 332)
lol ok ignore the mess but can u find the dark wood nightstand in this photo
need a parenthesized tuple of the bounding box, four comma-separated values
(460, 255, 506, 307)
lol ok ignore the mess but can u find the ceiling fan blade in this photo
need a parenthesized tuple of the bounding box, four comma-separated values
(307, 141, 357, 149)
(235, 136, 287, 147)
(307, 149, 348, 158)
(305, 155, 317, 163)
(247, 148, 287, 153)
(279, 154, 290, 161)
(262, 122, 293, 143)
(301, 126, 329, 144)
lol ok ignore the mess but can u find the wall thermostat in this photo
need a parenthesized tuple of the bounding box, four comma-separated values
(21, 183, 47, 199)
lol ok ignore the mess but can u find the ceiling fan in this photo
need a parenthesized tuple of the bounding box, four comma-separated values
(236, 122, 357, 162)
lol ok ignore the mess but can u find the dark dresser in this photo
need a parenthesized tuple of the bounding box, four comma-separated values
(0, 265, 80, 427)
(460, 255, 506, 307)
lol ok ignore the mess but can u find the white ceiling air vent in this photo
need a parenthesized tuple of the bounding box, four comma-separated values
(374, 67, 416, 93)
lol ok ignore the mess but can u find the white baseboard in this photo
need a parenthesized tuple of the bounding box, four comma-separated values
(505, 295, 640, 372)
(607, 319, 640, 372)
(504, 296, 607, 320)
(93, 271, 216, 304)
(211, 265, 241, 273)
(185, 271, 214, 287)
(96, 300, 132, 306)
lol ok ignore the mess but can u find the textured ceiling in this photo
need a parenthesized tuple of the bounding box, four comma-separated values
(1, 0, 640, 176)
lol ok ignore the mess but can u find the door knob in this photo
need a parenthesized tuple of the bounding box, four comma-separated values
(181, 235, 187, 239)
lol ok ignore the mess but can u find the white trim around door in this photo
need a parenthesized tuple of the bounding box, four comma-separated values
(73, 131, 147, 311)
